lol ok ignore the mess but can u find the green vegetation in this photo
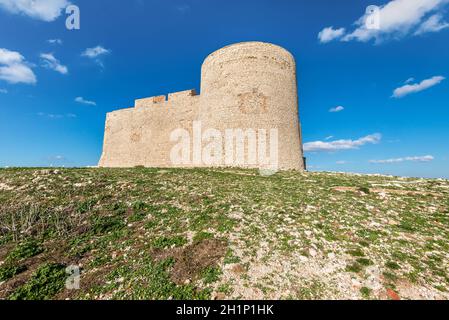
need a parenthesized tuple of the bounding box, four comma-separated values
(223, 249, 241, 264)
(201, 266, 222, 284)
(0, 167, 448, 300)
(152, 236, 188, 249)
(6, 240, 43, 262)
(193, 231, 214, 244)
(91, 258, 211, 300)
(360, 287, 372, 298)
(9, 263, 66, 300)
(385, 261, 401, 270)
(356, 258, 373, 266)
(346, 262, 363, 273)
(0, 265, 26, 282)
(358, 186, 371, 194)
(347, 248, 365, 257)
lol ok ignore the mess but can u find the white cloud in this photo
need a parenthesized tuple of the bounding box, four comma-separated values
(81, 46, 110, 59)
(329, 106, 344, 113)
(325, 135, 334, 140)
(0, 0, 70, 22)
(318, 27, 346, 43)
(405, 77, 415, 84)
(0, 48, 36, 84)
(75, 96, 96, 106)
(37, 112, 76, 119)
(47, 39, 63, 45)
(40, 53, 68, 74)
(304, 133, 382, 152)
(320, 0, 449, 43)
(370, 155, 434, 163)
(0, 64, 36, 84)
(392, 75, 445, 98)
(336, 160, 348, 164)
(415, 13, 449, 35)
(0, 88, 7, 93)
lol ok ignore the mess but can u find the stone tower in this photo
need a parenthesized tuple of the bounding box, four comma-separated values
(99, 42, 305, 171)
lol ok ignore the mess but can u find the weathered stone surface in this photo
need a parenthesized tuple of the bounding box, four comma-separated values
(98, 42, 305, 170)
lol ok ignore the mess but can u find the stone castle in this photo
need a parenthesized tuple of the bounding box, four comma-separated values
(99, 42, 305, 171)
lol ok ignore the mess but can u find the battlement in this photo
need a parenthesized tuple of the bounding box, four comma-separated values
(168, 89, 198, 102)
(135, 95, 167, 108)
(135, 89, 198, 108)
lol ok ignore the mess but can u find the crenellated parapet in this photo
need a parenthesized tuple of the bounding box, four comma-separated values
(168, 89, 198, 102)
(135, 95, 166, 108)
(135, 89, 199, 109)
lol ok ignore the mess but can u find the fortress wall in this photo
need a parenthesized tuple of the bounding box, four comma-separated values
(200, 42, 304, 170)
(99, 92, 200, 168)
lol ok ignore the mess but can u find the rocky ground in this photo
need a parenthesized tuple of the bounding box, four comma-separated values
(0, 167, 448, 300)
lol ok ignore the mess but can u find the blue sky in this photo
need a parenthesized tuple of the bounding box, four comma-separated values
(0, 0, 448, 178)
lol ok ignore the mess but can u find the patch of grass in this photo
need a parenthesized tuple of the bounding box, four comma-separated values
(152, 236, 187, 249)
(406, 270, 420, 284)
(295, 279, 327, 300)
(91, 215, 125, 235)
(347, 248, 365, 257)
(89, 255, 111, 268)
(128, 211, 147, 223)
(359, 240, 370, 247)
(356, 258, 373, 266)
(77, 199, 96, 214)
(385, 261, 401, 270)
(357, 229, 382, 242)
(9, 263, 66, 300)
(68, 235, 93, 258)
(0, 235, 13, 246)
(398, 221, 415, 232)
(7, 239, 43, 262)
(383, 271, 398, 282)
(360, 287, 372, 298)
(216, 213, 236, 233)
(129, 201, 149, 222)
(109, 202, 127, 215)
(346, 262, 363, 273)
(435, 285, 447, 292)
(223, 249, 241, 264)
(358, 187, 371, 194)
(193, 232, 214, 244)
(100, 258, 211, 300)
(201, 266, 222, 284)
(132, 201, 147, 211)
(144, 220, 158, 230)
(217, 283, 233, 295)
(0, 264, 27, 282)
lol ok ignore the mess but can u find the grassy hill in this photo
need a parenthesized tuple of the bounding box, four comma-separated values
(0, 168, 448, 300)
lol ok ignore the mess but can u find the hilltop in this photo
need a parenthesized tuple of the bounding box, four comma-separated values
(0, 168, 448, 300)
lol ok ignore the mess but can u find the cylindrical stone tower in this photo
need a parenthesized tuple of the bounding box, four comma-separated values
(200, 41, 305, 170)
